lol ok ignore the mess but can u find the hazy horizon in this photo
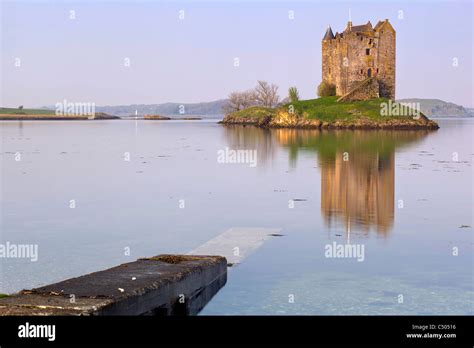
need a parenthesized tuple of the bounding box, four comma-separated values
(1, 0, 473, 108)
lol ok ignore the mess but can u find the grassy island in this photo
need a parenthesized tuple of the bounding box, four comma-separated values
(221, 97, 439, 130)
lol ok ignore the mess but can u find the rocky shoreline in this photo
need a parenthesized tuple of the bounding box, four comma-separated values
(221, 109, 439, 130)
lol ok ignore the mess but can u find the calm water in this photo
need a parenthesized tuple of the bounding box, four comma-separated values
(1, 118, 473, 315)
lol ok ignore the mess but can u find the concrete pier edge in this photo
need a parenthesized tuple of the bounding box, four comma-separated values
(0, 254, 227, 316)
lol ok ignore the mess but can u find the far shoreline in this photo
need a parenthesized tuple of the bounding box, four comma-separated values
(0, 114, 207, 121)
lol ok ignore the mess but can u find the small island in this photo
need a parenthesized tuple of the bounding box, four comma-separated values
(143, 115, 202, 120)
(221, 19, 439, 130)
(143, 114, 172, 120)
(221, 96, 439, 130)
(179, 117, 202, 120)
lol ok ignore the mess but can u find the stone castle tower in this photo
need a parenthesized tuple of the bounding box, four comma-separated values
(322, 19, 396, 100)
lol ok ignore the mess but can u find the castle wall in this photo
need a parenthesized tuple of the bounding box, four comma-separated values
(344, 32, 377, 95)
(376, 27, 396, 99)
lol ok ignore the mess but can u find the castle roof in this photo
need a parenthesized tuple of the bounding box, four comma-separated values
(374, 19, 395, 33)
(325, 19, 394, 41)
(374, 21, 384, 30)
(323, 26, 335, 40)
(346, 21, 373, 33)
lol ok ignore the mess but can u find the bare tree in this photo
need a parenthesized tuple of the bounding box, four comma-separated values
(254, 80, 280, 107)
(223, 90, 256, 113)
(223, 81, 281, 113)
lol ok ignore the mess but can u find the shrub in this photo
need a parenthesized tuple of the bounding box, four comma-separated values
(317, 81, 336, 97)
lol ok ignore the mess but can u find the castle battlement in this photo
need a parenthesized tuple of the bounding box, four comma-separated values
(322, 19, 396, 100)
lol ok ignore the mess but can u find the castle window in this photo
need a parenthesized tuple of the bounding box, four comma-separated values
(360, 69, 363, 74)
(376, 68, 379, 74)
(369, 39, 372, 45)
(366, 48, 370, 55)
(360, 37, 363, 41)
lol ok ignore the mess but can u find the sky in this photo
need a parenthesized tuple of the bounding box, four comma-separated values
(1, 0, 473, 108)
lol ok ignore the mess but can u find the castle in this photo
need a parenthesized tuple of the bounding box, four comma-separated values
(322, 19, 396, 101)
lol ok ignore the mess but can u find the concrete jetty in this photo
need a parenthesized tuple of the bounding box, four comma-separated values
(0, 255, 226, 316)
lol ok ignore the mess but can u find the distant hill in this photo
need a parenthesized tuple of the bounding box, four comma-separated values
(95, 98, 473, 117)
(396, 99, 473, 117)
(95, 100, 228, 117)
(33, 98, 471, 118)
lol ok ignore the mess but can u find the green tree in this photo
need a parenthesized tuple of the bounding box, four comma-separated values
(288, 87, 299, 102)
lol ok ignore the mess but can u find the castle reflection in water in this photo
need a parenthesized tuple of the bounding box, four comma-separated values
(223, 126, 433, 236)
(319, 147, 394, 235)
